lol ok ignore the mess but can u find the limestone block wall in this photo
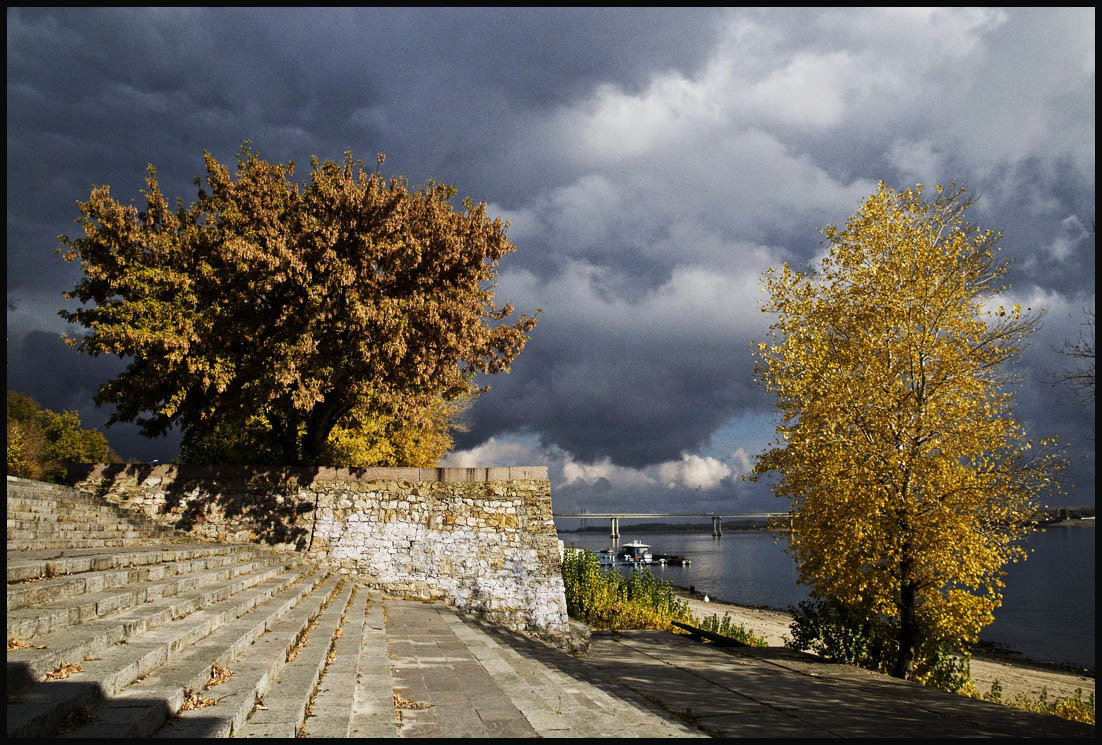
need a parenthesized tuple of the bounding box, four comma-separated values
(68, 464, 568, 634)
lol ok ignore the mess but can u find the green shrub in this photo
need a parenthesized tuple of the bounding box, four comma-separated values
(699, 613, 768, 647)
(788, 598, 1092, 724)
(975, 682, 1095, 725)
(560, 547, 692, 631)
(786, 598, 971, 693)
(786, 598, 891, 669)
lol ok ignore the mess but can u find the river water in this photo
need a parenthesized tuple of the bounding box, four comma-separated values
(558, 522, 1095, 672)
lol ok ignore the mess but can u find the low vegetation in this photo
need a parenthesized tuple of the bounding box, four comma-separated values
(561, 548, 772, 650)
(786, 598, 969, 691)
(560, 547, 693, 631)
(698, 613, 768, 647)
(970, 680, 1095, 726)
(785, 598, 1094, 724)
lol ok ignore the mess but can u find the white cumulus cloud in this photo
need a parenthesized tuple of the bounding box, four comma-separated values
(561, 456, 656, 489)
(656, 453, 732, 490)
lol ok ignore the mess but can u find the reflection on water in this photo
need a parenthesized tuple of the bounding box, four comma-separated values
(558, 524, 1094, 671)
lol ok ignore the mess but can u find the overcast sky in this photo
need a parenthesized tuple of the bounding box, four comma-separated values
(6, 8, 1095, 516)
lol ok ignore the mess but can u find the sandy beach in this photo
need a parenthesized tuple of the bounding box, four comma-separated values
(673, 589, 1095, 704)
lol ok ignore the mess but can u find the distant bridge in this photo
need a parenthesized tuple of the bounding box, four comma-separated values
(551, 512, 787, 538)
(554, 506, 1094, 540)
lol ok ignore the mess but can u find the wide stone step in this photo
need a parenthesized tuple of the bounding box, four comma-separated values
(7, 512, 183, 534)
(147, 574, 343, 738)
(7, 498, 160, 518)
(6, 558, 308, 694)
(8, 548, 275, 609)
(6, 565, 322, 738)
(7, 494, 107, 511)
(51, 573, 337, 739)
(8, 530, 140, 546)
(7, 552, 290, 640)
(7, 529, 195, 552)
(8, 536, 193, 551)
(7, 521, 156, 538)
(7, 544, 249, 583)
(5, 479, 101, 502)
(7, 511, 158, 529)
(8, 500, 174, 519)
(6, 477, 188, 550)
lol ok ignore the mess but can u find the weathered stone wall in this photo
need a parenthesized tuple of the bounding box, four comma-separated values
(68, 464, 568, 634)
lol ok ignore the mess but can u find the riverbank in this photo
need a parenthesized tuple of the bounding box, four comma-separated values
(673, 587, 1095, 704)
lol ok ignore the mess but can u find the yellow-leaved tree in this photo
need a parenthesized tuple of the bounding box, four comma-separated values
(753, 183, 1065, 682)
(6, 391, 123, 482)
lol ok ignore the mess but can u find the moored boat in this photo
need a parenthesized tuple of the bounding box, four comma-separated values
(598, 548, 620, 566)
(651, 553, 692, 566)
(620, 540, 653, 564)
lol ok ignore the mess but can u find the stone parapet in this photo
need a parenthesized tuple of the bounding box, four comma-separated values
(66, 463, 567, 635)
(69, 464, 548, 484)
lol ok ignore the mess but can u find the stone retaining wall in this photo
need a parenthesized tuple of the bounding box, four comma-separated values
(68, 464, 568, 634)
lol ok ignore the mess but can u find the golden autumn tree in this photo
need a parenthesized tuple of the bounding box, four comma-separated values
(753, 183, 1065, 681)
(59, 144, 536, 466)
(6, 391, 122, 482)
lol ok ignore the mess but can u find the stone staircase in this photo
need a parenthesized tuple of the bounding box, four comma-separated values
(5, 477, 702, 738)
(6, 477, 192, 550)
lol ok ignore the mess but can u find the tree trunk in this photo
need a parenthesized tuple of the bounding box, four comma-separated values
(893, 576, 918, 679)
(301, 394, 349, 465)
(892, 480, 917, 679)
(267, 410, 300, 465)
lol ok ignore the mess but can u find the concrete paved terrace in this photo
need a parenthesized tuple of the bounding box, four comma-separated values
(6, 476, 1094, 738)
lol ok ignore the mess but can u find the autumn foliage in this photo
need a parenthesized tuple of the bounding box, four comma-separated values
(58, 144, 536, 466)
(6, 391, 122, 482)
(754, 183, 1065, 681)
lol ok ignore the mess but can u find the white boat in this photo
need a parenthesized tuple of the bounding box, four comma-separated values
(620, 541, 653, 564)
(598, 548, 620, 566)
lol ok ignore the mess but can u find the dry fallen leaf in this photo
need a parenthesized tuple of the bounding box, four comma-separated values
(206, 663, 233, 688)
(181, 689, 216, 710)
(46, 663, 83, 681)
(55, 705, 97, 734)
(393, 693, 432, 710)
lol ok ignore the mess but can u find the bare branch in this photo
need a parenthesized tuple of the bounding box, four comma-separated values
(1049, 308, 1095, 403)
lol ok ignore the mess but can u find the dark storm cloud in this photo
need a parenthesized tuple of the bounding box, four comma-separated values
(6, 6, 725, 290)
(457, 327, 760, 468)
(6, 331, 119, 416)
